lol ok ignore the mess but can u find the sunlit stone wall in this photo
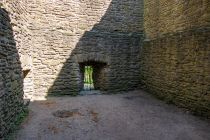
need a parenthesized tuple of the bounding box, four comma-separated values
(0, 0, 32, 137)
(26, 0, 144, 97)
(3, 0, 34, 99)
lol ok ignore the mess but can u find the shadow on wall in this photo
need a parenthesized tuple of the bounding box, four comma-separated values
(48, 0, 143, 96)
(0, 7, 24, 138)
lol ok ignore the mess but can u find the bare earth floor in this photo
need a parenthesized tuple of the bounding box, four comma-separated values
(16, 90, 210, 140)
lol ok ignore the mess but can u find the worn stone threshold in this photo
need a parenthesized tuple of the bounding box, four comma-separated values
(79, 90, 102, 96)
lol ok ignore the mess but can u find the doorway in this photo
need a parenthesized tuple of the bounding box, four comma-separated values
(83, 66, 94, 90)
(79, 61, 108, 93)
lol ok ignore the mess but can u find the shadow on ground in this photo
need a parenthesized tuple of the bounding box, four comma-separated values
(16, 90, 210, 140)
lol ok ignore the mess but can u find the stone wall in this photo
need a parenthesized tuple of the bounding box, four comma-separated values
(144, 0, 210, 39)
(26, 0, 144, 97)
(1, 0, 209, 137)
(0, 1, 27, 137)
(3, 0, 34, 99)
(141, 0, 210, 117)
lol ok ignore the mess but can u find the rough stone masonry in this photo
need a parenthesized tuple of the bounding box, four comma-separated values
(141, 0, 210, 117)
(0, 1, 28, 137)
(0, 0, 210, 138)
(0, 0, 143, 137)
(28, 0, 144, 98)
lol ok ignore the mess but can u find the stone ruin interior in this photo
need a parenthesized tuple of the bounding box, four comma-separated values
(0, 0, 210, 138)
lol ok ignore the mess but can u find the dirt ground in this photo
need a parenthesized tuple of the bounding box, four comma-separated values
(16, 90, 210, 140)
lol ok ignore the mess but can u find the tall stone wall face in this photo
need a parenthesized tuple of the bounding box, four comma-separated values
(26, 0, 144, 97)
(0, 1, 28, 137)
(144, 0, 210, 39)
(3, 0, 34, 99)
(141, 0, 210, 117)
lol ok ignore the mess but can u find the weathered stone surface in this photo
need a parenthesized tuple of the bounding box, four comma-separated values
(144, 0, 210, 39)
(27, 0, 144, 97)
(1, 0, 210, 137)
(2, 0, 34, 99)
(0, 3, 25, 137)
(142, 0, 210, 117)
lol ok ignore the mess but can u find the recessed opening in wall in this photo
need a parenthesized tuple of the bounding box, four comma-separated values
(79, 61, 108, 93)
(84, 66, 94, 90)
(23, 69, 30, 78)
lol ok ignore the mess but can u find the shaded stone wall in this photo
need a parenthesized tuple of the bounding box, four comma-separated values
(26, 0, 144, 97)
(3, 0, 34, 99)
(0, 1, 27, 137)
(141, 0, 210, 117)
(144, 0, 210, 39)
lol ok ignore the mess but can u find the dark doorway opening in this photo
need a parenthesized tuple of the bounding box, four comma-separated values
(79, 61, 107, 92)
(84, 66, 94, 90)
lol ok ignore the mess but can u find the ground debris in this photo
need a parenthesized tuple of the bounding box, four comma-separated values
(52, 109, 83, 118)
(90, 110, 99, 123)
